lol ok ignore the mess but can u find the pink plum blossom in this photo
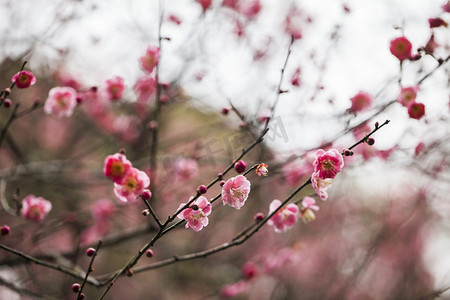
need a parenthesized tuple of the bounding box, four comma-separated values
(92, 198, 116, 222)
(21, 195, 52, 222)
(264, 247, 301, 273)
(300, 196, 319, 222)
(408, 102, 425, 120)
(177, 196, 212, 231)
(196, 0, 212, 12)
(174, 157, 199, 181)
(240, 0, 262, 20)
(241, 261, 259, 279)
(139, 46, 159, 73)
(114, 167, 150, 203)
(221, 280, 250, 298)
(398, 86, 418, 107)
(43, 86, 77, 118)
(390, 36, 412, 61)
(285, 7, 304, 39)
(267, 199, 299, 232)
(311, 171, 333, 201)
(104, 76, 125, 101)
(11, 71, 36, 89)
(349, 91, 373, 112)
(103, 153, 133, 183)
(313, 149, 344, 180)
(134, 75, 156, 103)
(255, 163, 268, 176)
(221, 175, 251, 210)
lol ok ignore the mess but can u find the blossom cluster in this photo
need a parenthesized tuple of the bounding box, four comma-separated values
(103, 153, 150, 203)
(311, 149, 344, 201)
(397, 86, 425, 120)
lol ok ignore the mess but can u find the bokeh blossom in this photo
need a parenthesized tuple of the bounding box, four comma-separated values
(349, 91, 373, 112)
(139, 46, 159, 73)
(267, 199, 299, 232)
(104, 76, 125, 101)
(43, 86, 77, 118)
(398, 86, 419, 107)
(222, 175, 251, 210)
(177, 196, 212, 231)
(390, 36, 412, 61)
(21, 195, 52, 222)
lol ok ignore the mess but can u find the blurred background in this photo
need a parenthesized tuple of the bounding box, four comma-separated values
(0, 0, 449, 299)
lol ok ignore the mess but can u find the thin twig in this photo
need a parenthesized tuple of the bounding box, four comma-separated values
(77, 241, 102, 299)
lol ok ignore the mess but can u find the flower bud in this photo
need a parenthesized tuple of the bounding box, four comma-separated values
(86, 247, 96, 257)
(234, 160, 247, 173)
(141, 189, 152, 200)
(1, 225, 10, 235)
(72, 283, 81, 293)
(197, 185, 207, 195)
(145, 249, 154, 257)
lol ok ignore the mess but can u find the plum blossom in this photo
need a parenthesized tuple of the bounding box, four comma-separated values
(21, 195, 52, 222)
(285, 7, 304, 39)
(221, 175, 251, 210)
(221, 280, 250, 298)
(103, 153, 133, 183)
(300, 196, 319, 222)
(43, 86, 77, 118)
(196, 0, 212, 12)
(255, 163, 268, 176)
(104, 76, 125, 101)
(408, 102, 425, 120)
(92, 198, 116, 222)
(177, 196, 212, 231)
(267, 199, 299, 232)
(134, 75, 156, 103)
(389, 36, 412, 61)
(139, 46, 159, 73)
(398, 86, 418, 107)
(313, 149, 344, 180)
(349, 91, 373, 112)
(11, 71, 36, 89)
(312, 171, 333, 201)
(114, 167, 150, 203)
(174, 157, 199, 181)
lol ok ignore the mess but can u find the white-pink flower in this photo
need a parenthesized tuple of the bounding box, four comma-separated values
(221, 175, 251, 210)
(349, 91, 373, 112)
(139, 46, 159, 73)
(267, 199, 299, 232)
(311, 171, 333, 201)
(133, 75, 156, 103)
(113, 167, 150, 203)
(398, 86, 419, 107)
(43, 86, 77, 118)
(104, 76, 125, 101)
(177, 196, 212, 232)
(174, 157, 199, 181)
(313, 149, 344, 180)
(300, 196, 319, 222)
(21, 195, 52, 222)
